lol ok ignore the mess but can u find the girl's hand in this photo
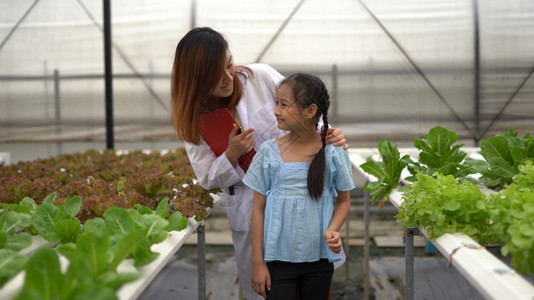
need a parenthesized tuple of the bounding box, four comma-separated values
(225, 124, 255, 166)
(324, 230, 342, 254)
(251, 263, 271, 297)
(325, 127, 348, 150)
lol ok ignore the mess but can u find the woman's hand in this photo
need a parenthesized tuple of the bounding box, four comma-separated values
(324, 230, 342, 254)
(225, 124, 255, 166)
(325, 127, 348, 150)
(251, 263, 271, 298)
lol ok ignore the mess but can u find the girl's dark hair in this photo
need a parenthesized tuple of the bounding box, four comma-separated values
(279, 73, 330, 200)
(171, 27, 243, 144)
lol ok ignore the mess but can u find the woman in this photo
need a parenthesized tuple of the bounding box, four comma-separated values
(171, 27, 346, 299)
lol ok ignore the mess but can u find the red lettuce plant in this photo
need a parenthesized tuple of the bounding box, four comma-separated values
(0, 149, 213, 223)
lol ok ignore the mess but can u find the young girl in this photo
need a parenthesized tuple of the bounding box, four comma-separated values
(243, 73, 355, 299)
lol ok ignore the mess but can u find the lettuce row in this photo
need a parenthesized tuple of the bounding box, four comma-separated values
(0, 194, 189, 299)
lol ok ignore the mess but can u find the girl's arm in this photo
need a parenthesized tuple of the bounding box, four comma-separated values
(324, 190, 351, 253)
(251, 191, 270, 297)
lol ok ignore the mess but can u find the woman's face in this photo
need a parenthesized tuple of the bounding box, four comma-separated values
(211, 49, 235, 98)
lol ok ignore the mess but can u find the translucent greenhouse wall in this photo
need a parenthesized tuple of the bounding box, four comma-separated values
(1, 0, 533, 163)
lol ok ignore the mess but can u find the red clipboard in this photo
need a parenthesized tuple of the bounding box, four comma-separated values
(200, 108, 256, 172)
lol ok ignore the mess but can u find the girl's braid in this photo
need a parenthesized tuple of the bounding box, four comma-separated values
(315, 78, 330, 146)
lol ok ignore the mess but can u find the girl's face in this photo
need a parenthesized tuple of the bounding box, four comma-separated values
(211, 49, 235, 98)
(274, 84, 307, 132)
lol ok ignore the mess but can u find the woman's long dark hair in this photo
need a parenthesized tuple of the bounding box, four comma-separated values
(170, 27, 243, 144)
(279, 73, 330, 200)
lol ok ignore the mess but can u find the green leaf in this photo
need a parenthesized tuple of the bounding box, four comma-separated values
(63, 196, 82, 218)
(443, 200, 461, 211)
(510, 235, 533, 250)
(414, 137, 432, 153)
(459, 158, 488, 176)
(138, 214, 169, 244)
(155, 198, 169, 218)
(519, 223, 534, 237)
(449, 144, 467, 163)
(359, 160, 386, 179)
(103, 207, 134, 235)
(83, 217, 105, 233)
(135, 204, 153, 215)
(4, 232, 32, 251)
(131, 236, 159, 268)
(0, 231, 5, 248)
(489, 157, 515, 179)
(480, 136, 512, 163)
(360, 139, 408, 207)
(55, 219, 81, 243)
(31, 203, 61, 242)
(99, 271, 141, 290)
(19, 197, 38, 212)
(21, 247, 62, 299)
(72, 286, 117, 300)
(43, 193, 57, 206)
(0, 249, 28, 278)
(511, 147, 528, 165)
(56, 243, 77, 261)
(109, 232, 138, 270)
(76, 231, 110, 276)
(3, 210, 32, 234)
(428, 126, 458, 154)
(364, 180, 388, 204)
(437, 163, 459, 176)
(59, 257, 96, 300)
(166, 211, 188, 232)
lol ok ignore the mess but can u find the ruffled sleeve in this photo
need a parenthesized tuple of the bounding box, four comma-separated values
(243, 140, 273, 195)
(329, 145, 356, 192)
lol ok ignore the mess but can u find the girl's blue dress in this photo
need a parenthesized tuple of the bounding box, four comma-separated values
(243, 139, 355, 263)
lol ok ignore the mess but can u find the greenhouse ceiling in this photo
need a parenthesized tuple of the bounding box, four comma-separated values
(1, 0, 533, 152)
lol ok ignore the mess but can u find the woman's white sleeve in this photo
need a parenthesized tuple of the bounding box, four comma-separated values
(185, 141, 242, 190)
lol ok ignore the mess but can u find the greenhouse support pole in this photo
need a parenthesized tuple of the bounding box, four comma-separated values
(0, 0, 39, 52)
(363, 189, 370, 300)
(405, 228, 419, 300)
(473, 0, 481, 145)
(197, 222, 206, 300)
(54, 69, 62, 154)
(190, 0, 196, 29)
(103, 0, 114, 149)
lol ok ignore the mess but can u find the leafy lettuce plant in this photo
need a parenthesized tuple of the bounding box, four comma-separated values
(406, 126, 478, 182)
(0, 197, 37, 252)
(484, 161, 534, 277)
(16, 244, 137, 300)
(397, 172, 496, 244)
(31, 193, 82, 244)
(12, 197, 189, 299)
(0, 250, 28, 289)
(469, 129, 534, 190)
(79, 198, 188, 268)
(360, 139, 410, 207)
